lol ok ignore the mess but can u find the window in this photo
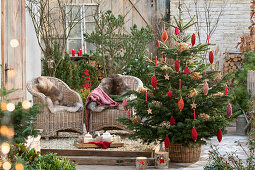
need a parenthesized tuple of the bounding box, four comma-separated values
(66, 4, 98, 55)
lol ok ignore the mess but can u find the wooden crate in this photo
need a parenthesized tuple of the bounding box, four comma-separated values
(77, 143, 124, 149)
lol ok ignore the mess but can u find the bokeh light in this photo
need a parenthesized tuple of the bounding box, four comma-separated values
(0, 161, 2, 167)
(1, 102, 7, 110)
(15, 163, 24, 170)
(0, 126, 9, 136)
(1, 142, 10, 154)
(3, 161, 11, 170)
(6, 103, 15, 112)
(7, 128, 14, 139)
(10, 39, 19, 48)
(22, 100, 31, 109)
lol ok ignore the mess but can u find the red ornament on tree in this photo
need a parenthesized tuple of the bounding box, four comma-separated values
(162, 30, 168, 42)
(151, 75, 157, 89)
(191, 33, 196, 46)
(170, 116, 176, 125)
(209, 51, 214, 64)
(226, 103, 232, 118)
(175, 27, 179, 35)
(164, 135, 170, 149)
(183, 66, 190, 75)
(178, 97, 184, 111)
(167, 90, 173, 98)
(203, 80, 209, 95)
(175, 59, 180, 72)
(122, 98, 128, 111)
(217, 128, 222, 142)
(192, 127, 197, 142)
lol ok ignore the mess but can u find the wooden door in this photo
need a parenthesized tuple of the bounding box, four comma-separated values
(1, 0, 26, 102)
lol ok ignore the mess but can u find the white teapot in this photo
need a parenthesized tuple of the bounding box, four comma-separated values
(84, 133, 93, 143)
(102, 131, 112, 142)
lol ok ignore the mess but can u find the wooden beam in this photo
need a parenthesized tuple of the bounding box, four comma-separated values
(1, 0, 6, 88)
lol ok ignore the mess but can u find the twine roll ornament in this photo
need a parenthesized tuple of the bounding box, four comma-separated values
(226, 103, 232, 118)
(151, 75, 157, 89)
(191, 33, 196, 46)
(209, 51, 214, 64)
(203, 80, 209, 95)
(217, 128, 222, 142)
(178, 97, 184, 111)
(162, 30, 168, 42)
(192, 127, 197, 142)
(175, 59, 180, 72)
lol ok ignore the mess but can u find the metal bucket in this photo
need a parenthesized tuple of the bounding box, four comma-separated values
(236, 115, 248, 135)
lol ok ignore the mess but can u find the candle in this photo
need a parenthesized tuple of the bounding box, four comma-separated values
(155, 152, 169, 169)
(72, 49, 75, 56)
(179, 79, 181, 90)
(145, 91, 147, 101)
(150, 53, 152, 62)
(79, 49, 82, 56)
(133, 81, 135, 91)
(136, 157, 147, 170)
(156, 56, 157, 67)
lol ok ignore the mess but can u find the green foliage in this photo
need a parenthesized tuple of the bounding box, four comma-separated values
(204, 130, 255, 170)
(230, 51, 255, 113)
(118, 16, 233, 146)
(40, 153, 76, 170)
(84, 10, 153, 81)
(0, 89, 41, 144)
(8, 144, 76, 170)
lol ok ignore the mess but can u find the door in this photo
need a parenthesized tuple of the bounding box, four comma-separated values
(1, 0, 26, 102)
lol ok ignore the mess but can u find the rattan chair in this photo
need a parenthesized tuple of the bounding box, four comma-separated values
(89, 75, 143, 133)
(26, 76, 84, 139)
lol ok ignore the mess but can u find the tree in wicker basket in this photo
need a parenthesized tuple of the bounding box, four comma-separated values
(118, 14, 234, 163)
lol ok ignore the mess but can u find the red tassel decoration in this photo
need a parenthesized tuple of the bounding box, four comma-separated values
(191, 33, 196, 46)
(226, 103, 232, 118)
(192, 127, 197, 142)
(158, 41, 160, 47)
(175, 59, 180, 72)
(203, 80, 209, 95)
(170, 116, 176, 125)
(175, 27, 179, 35)
(209, 51, 214, 64)
(217, 128, 222, 142)
(179, 79, 181, 90)
(162, 30, 168, 42)
(207, 34, 210, 43)
(164, 135, 170, 149)
(122, 98, 128, 111)
(128, 109, 130, 119)
(151, 75, 157, 89)
(156, 56, 157, 67)
(178, 97, 184, 111)
(194, 109, 196, 120)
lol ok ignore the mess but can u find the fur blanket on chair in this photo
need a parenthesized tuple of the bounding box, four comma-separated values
(35, 76, 83, 113)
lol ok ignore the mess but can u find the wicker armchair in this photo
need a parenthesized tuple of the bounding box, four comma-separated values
(89, 75, 143, 133)
(26, 76, 84, 139)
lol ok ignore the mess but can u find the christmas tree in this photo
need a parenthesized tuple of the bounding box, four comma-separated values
(118, 14, 234, 147)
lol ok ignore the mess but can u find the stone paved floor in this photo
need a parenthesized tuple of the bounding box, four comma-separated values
(76, 126, 249, 170)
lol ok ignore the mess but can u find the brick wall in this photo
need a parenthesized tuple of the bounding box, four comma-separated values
(170, 0, 250, 69)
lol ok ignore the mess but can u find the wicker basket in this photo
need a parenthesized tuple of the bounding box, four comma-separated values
(168, 143, 201, 163)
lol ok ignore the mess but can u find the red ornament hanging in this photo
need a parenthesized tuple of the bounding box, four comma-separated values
(122, 98, 128, 111)
(203, 80, 209, 95)
(175, 27, 179, 35)
(167, 90, 173, 98)
(217, 128, 222, 142)
(170, 116, 176, 125)
(178, 97, 184, 111)
(164, 135, 170, 149)
(175, 59, 180, 72)
(162, 30, 168, 42)
(226, 103, 232, 118)
(209, 51, 214, 64)
(151, 75, 157, 89)
(191, 33, 196, 46)
(192, 127, 197, 142)
(183, 66, 190, 75)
